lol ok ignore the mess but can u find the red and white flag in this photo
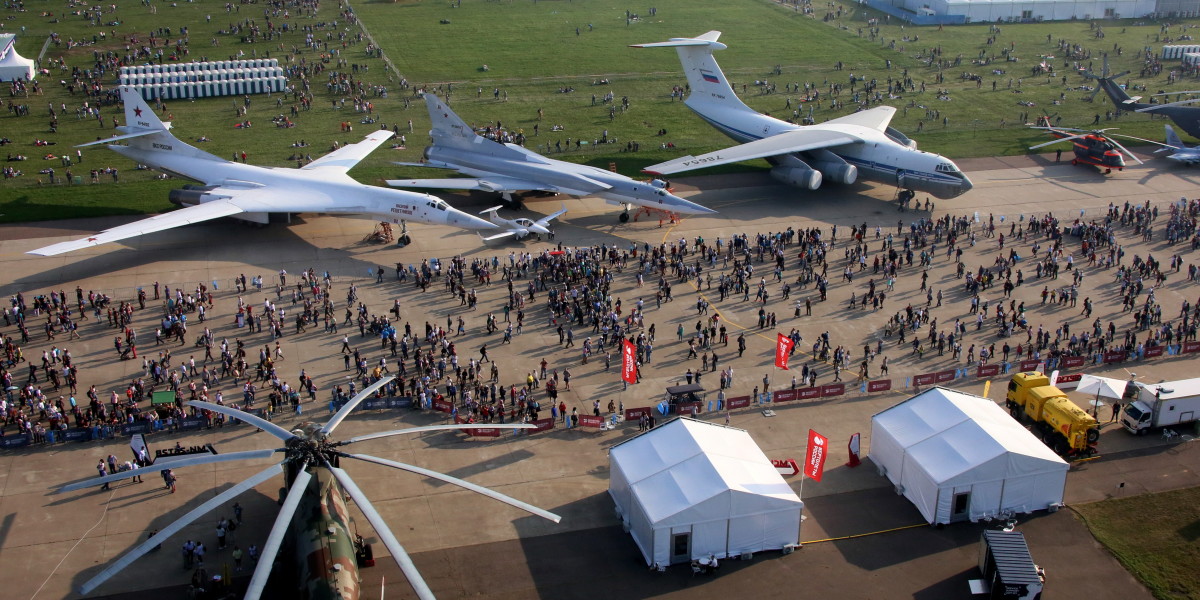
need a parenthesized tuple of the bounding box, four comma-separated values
(804, 429, 829, 482)
(621, 339, 637, 384)
(774, 333, 794, 370)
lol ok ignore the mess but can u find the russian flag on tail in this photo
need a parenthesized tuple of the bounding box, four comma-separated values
(700, 69, 719, 83)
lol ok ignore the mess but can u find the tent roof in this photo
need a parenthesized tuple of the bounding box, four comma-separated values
(872, 387, 1067, 484)
(610, 418, 801, 524)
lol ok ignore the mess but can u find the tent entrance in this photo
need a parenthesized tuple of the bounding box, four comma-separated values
(952, 492, 971, 522)
(670, 532, 691, 564)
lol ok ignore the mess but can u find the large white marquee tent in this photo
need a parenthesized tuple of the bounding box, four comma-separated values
(894, 0, 1154, 21)
(0, 34, 35, 82)
(608, 418, 803, 567)
(870, 387, 1068, 525)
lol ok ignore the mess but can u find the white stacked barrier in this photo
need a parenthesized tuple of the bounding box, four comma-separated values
(119, 59, 286, 100)
(1162, 45, 1200, 60)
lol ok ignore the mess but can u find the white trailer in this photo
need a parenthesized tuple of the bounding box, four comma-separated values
(1120, 377, 1200, 434)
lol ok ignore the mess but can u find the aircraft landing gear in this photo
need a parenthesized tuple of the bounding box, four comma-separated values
(500, 192, 524, 211)
(396, 221, 411, 246)
(619, 211, 631, 223)
(1104, 168, 1112, 174)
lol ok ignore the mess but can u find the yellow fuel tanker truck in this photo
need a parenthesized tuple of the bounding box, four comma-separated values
(1005, 372, 1099, 457)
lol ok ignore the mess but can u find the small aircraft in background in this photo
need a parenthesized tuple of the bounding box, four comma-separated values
(387, 94, 713, 222)
(1028, 125, 1159, 173)
(28, 88, 496, 256)
(1156, 125, 1200, 165)
(632, 31, 973, 200)
(479, 204, 567, 242)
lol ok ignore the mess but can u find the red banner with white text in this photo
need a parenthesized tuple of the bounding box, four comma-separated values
(775, 333, 794, 370)
(804, 429, 829, 482)
(621, 339, 637, 384)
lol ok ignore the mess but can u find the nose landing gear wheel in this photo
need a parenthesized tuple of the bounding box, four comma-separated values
(619, 211, 630, 223)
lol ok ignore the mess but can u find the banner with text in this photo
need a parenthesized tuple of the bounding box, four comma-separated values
(622, 339, 637, 384)
(804, 429, 829, 482)
(775, 333, 794, 370)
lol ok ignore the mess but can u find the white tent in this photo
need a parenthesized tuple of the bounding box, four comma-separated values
(899, 0, 1154, 21)
(608, 417, 803, 568)
(0, 34, 35, 82)
(870, 387, 1068, 525)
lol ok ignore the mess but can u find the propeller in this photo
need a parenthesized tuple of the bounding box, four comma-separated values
(79, 463, 284, 595)
(321, 375, 396, 435)
(339, 423, 536, 446)
(325, 463, 436, 600)
(188, 399, 297, 441)
(55, 448, 283, 494)
(1029, 133, 1091, 150)
(244, 461, 313, 600)
(1150, 90, 1200, 97)
(1104, 135, 1144, 165)
(342, 452, 562, 523)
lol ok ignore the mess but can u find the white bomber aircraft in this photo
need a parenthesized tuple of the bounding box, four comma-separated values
(633, 31, 973, 200)
(479, 204, 567, 242)
(28, 87, 497, 257)
(385, 93, 714, 222)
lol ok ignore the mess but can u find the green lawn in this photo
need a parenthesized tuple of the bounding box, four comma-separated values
(1074, 486, 1200, 600)
(1, 0, 1198, 222)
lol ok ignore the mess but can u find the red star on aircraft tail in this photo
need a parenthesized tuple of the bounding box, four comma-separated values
(133, 107, 142, 117)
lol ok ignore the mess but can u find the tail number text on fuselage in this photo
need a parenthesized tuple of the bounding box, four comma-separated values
(682, 155, 723, 167)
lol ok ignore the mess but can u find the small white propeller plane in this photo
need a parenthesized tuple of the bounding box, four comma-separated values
(385, 93, 714, 222)
(632, 31, 973, 200)
(479, 203, 567, 242)
(27, 87, 497, 257)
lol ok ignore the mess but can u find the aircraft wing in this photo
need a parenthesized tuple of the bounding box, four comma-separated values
(27, 185, 341, 256)
(387, 176, 605, 197)
(537, 204, 568, 227)
(481, 230, 520, 242)
(824, 106, 898, 131)
(644, 128, 861, 176)
(301, 130, 394, 174)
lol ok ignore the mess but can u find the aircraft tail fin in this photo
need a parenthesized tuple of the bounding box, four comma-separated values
(1163, 125, 1184, 153)
(1098, 75, 1141, 109)
(423, 93, 529, 160)
(632, 31, 756, 115)
(122, 87, 171, 132)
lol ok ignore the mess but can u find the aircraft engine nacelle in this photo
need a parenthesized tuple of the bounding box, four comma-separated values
(770, 165, 822, 190)
(813, 161, 858, 185)
(168, 185, 269, 224)
(168, 185, 221, 206)
(423, 146, 435, 161)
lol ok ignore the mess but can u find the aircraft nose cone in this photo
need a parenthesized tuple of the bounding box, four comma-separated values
(454, 211, 498, 230)
(669, 195, 716, 215)
(958, 176, 974, 196)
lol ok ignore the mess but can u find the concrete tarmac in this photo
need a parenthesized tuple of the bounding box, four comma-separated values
(0, 155, 1197, 599)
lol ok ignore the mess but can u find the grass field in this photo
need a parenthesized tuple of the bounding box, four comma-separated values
(1074, 486, 1200, 600)
(1, 0, 1199, 222)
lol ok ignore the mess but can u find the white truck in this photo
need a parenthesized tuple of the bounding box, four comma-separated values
(1120, 376, 1200, 435)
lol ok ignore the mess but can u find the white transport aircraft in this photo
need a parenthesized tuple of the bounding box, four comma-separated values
(479, 204, 567, 242)
(28, 87, 497, 257)
(385, 93, 714, 222)
(632, 31, 973, 200)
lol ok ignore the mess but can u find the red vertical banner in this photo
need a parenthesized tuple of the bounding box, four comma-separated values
(621, 339, 637, 384)
(846, 432, 862, 468)
(775, 333, 794, 370)
(804, 429, 829, 482)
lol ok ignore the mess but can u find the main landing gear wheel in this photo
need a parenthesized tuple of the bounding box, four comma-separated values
(1071, 159, 1078, 165)
(619, 211, 631, 223)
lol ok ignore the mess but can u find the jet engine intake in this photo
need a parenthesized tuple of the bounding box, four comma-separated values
(770, 165, 822, 190)
(813, 161, 858, 185)
(167, 185, 221, 206)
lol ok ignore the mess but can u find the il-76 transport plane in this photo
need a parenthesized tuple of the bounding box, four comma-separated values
(633, 32, 973, 200)
(386, 93, 713, 222)
(28, 87, 496, 257)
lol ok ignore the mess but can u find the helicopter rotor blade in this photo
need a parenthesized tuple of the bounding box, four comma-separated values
(326, 464, 436, 600)
(1107, 133, 1174, 148)
(1150, 90, 1200, 97)
(1029, 134, 1087, 150)
(321, 375, 396, 435)
(342, 452, 562, 523)
(1107, 137, 1144, 165)
(244, 461, 313, 600)
(189, 400, 297, 442)
(79, 463, 284, 595)
(1135, 97, 1200, 112)
(339, 423, 536, 446)
(56, 448, 283, 494)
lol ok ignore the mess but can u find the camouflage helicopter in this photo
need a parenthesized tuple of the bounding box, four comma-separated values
(55, 376, 560, 599)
